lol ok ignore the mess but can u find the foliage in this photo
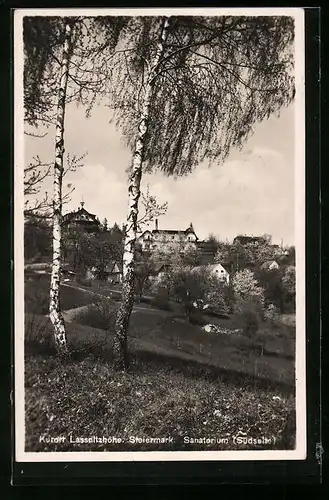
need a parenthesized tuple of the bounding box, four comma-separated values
(284, 246, 295, 266)
(101, 218, 108, 231)
(23, 16, 126, 127)
(264, 303, 279, 323)
(24, 215, 52, 262)
(232, 269, 265, 312)
(151, 242, 202, 270)
(23, 16, 65, 126)
(282, 265, 295, 296)
(74, 297, 118, 331)
(108, 16, 294, 175)
(152, 288, 172, 311)
(24, 284, 50, 315)
(205, 233, 221, 253)
(231, 269, 266, 338)
(154, 265, 230, 320)
(281, 265, 296, 313)
(235, 301, 260, 338)
(62, 223, 124, 277)
(215, 236, 280, 271)
(254, 267, 283, 310)
(134, 249, 155, 296)
(205, 274, 232, 316)
(254, 265, 296, 314)
(137, 184, 168, 232)
(24, 153, 86, 218)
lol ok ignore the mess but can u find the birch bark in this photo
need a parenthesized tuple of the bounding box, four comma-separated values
(49, 21, 72, 355)
(113, 17, 171, 371)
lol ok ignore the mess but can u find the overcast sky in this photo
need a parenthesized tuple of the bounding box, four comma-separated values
(25, 99, 295, 245)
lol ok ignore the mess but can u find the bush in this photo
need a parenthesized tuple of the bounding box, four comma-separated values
(25, 287, 49, 315)
(235, 300, 261, 338)
(239, 309, 259, 337)
(152, 288, 171, 310)
(74, 297, 118, 331)
(188, 309, 206, 325)
(264, 303, 279, 323)
(232, 269, 265, 313)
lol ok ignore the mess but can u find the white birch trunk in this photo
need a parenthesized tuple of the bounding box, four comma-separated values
(113, 17, 171, 370)
(49, 21, 72, 355)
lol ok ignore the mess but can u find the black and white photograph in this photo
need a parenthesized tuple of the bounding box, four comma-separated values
(14, 7, 306, 462)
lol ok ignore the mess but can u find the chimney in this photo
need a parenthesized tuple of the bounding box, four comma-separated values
(155, 219, 158, 231)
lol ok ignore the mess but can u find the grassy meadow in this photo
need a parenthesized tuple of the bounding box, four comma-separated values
(24, 273, 296, 452)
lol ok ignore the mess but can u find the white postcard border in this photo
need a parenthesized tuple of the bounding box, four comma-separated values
(14, 7, 306, 463)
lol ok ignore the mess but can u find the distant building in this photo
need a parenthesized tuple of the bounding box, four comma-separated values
(86, 262, 123, 284)
(207, 263, 230, 284)
(233, 235, 267, 246)
(138, 219, 199, 252)
(272, 244, 290, 258)
(261, 260, 280, 271)
(192, 262, 230, 285)
(62, 201, 100, 233)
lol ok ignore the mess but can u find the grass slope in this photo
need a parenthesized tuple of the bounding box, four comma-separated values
(25, 315, 296, 452)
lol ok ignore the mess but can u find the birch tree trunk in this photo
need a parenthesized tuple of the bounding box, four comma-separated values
(49, 21, 72, 355)
(113, 17, 171, 371)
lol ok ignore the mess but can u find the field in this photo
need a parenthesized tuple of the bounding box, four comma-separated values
(24, 273, 296, 452)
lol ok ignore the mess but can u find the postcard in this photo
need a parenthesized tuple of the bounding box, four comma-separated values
(14, 7, 306, 464)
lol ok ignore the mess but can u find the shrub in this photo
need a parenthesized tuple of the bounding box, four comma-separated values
(205, 276, 231, 317)
(232, 269, 265, 313)
(152, 287, 171, 310)
(25, 287, 49, 315)
(239, 309, 259, 337)
(74, 297, 118, 331)
(235, 300, 261, 338)
(264, 303, 279, 323)
(188, 309, 206, 325)
(25, 314, 56, 355)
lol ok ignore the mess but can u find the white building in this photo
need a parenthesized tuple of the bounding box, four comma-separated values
(261, 260, 280, 271)
(138, 220, 198, 252)
(207, 263, 230, 284)
(192, 262, 230, 285)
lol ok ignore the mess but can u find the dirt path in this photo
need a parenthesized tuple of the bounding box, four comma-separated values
(61, 282, 170, 321)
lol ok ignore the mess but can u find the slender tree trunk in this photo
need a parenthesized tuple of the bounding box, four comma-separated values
(113, 17, 171, 371)
(49, 21, 72, 356)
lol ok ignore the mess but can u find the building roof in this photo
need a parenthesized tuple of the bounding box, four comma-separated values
(233, 235, 266, 245)
(141, 226, 198, 239)
(104, 262, 123, 274)
(192, 263, 229, 275)
(207, 263, 229, 274)
(63, 202, 100, 226)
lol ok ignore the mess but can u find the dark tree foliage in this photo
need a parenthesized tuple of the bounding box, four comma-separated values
(24, 215, 52, 262)
(23, 16, 66, 125)
(108, 15, 294, 176)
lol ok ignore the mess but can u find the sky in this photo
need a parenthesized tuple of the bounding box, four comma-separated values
(25, 99, 296, 246)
